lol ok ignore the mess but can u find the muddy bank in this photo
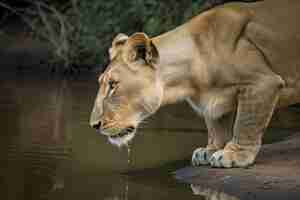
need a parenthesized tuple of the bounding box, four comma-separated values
(174, 134, 300, 200)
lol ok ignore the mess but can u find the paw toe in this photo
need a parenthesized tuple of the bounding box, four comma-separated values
(192, 148, 215, 166)
(209, 150, 232, 168)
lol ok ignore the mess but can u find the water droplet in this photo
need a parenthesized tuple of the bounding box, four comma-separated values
(126, 143, 131, 165)
(125, 180, 129, 200)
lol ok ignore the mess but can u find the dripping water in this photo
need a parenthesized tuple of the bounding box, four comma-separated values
(125, 180, 129, 200)
(126, 143, 131, 166)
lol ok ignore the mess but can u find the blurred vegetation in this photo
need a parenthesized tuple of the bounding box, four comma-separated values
(72, 0, 207, 68)
(0, 0, 216, 71)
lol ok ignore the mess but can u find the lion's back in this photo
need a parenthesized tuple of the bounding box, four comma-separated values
(244, 0, 300, 80)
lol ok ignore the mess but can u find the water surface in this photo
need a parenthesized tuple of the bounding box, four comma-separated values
(0, 72, 297, 200)
(0, 73, 208, 200)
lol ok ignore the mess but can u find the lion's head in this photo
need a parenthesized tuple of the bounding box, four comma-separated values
(89, 32, 162, 147)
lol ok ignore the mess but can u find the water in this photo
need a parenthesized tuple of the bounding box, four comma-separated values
(0, 72, 297, 200)
(0, 72, 208, 200)
(127, 144, 131, 165)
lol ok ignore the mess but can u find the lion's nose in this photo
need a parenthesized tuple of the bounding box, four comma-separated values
(91, 121, 101, 130)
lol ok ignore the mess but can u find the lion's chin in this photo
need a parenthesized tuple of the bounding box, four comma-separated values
(108, 131, 136, 147)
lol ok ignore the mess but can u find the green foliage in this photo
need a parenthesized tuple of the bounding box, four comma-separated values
(23, 0, 208, 69)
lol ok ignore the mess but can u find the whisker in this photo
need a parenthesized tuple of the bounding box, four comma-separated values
(139, 120, 149, 125)
(141, 102, 155, 114)
(137, 118, 151, 129)
(138, 123, 148, 129)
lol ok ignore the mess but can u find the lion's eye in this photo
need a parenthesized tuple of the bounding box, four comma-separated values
(108, 80, 118, 96)
(108, 80, 118, 89)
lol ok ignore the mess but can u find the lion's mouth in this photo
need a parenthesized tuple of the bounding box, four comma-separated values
(107, 126, 136, 147)
(109, 126, 135, 138)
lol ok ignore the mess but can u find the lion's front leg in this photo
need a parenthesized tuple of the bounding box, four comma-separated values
(209, 76, 284, 168)
(192, 113, 234, 166)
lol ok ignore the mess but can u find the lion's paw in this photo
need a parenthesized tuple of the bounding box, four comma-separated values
(191, 147, 216, 166)
(209, 150, 234, 168)
(209, 149, 256, 168)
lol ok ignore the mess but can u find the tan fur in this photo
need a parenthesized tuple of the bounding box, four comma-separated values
(90, 0, 300, 167)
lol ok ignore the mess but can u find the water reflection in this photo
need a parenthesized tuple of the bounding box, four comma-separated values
(1, 73, 298, 200)
(0, 73, 207, 200)
(0, 74, 71, 200)
(191, 184, 240, 200)
(64, 172, 205, 200)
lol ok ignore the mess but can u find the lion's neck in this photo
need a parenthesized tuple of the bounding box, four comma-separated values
(152, 28, 197, 106)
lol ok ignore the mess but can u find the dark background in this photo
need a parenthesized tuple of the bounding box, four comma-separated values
(0, 0, 258, 74)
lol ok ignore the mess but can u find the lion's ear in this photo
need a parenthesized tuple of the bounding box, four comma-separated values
(124, 32, 159, 68)
(147, 40, 159, 65)
(109, 33, 129, 60)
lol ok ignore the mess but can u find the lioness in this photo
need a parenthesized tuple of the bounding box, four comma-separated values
(90, 0, 300, 168)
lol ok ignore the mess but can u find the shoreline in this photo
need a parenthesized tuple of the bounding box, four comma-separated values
(175, 134, 300, 200)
